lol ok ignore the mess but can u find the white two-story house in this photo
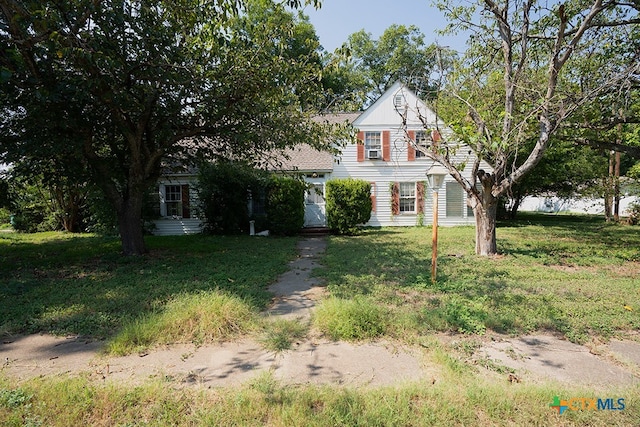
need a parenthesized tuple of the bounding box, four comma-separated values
(281, 81, 487, 229)
(152, 81, 488, 234)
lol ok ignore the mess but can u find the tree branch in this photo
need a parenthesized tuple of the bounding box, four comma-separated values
(569, 137, 640, 158)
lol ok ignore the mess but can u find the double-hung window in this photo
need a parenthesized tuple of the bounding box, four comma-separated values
(415, 131, 430, 158)
(399, 182, 416, 213)
(364, 132, 382, 160)
(165, 185, 182, 217)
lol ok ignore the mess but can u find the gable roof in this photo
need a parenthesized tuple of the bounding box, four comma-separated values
(354, 81, 442, 128)
(270, 84, 451, 173)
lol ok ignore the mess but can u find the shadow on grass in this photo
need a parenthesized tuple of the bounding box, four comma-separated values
(316, 220, 623, 339)
(0, 233, 299, 340)
(499, 213, 639, 262)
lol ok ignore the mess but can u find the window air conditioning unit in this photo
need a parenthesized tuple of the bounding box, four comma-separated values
(368, 149, 380, 159)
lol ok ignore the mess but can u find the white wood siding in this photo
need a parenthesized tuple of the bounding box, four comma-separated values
(331, 81, 491, 227)
(151, 175, 204, 235)
(332, 133, 479, 226)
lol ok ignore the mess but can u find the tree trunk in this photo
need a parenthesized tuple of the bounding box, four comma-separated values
(605, 150, 614, 222)
(116, 195, 147, 256)
(508, 194, 522, 220)
(470, 170, 499, 256)
(474, 196, 498, 256)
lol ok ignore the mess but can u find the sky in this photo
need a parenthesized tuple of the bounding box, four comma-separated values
(301, 0, 469, 54)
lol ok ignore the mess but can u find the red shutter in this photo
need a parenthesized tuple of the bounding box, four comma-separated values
(431, 129, 442, 144)
(407, 130, 416, 161)
(391, 182, 400, 215)
(370, 182, 377, 213)
(357, 131, 365, 162)
(416, 181, 425, 215)
(181, 184, 190, 219)
(382, 130, 391, 161)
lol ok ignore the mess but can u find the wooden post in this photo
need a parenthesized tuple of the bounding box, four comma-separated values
(614, 122, 622, 222)
(431, 190, 439, 285)
(614, 150, 621, 222)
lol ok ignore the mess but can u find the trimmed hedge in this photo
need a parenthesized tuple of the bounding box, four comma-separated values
(326, 178, 371, 234)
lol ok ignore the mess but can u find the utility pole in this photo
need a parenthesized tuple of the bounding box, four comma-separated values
(614, 122, 622, 222)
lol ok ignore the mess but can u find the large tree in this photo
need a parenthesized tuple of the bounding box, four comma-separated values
(0, 0, 329, 255)
(504, 143, 609, 218)
(330, 24, 443, 109)
(404, 0, 640, 255)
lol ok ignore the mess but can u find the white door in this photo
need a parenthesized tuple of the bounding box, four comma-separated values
(304, 183, 326, 227)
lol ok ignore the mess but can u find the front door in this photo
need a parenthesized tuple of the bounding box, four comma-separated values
(304, 183, 326, 227)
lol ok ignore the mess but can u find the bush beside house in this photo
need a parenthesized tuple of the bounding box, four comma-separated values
(266, 176, 306, 235)
(197, 164, 305, 235)
(326, 178, 372, 234)
(197, 162, 267, 235)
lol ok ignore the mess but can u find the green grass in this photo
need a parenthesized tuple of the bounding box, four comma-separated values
(108, 290, 259, 355)
(0, 232, 298, 348)
(260, 318, 309, 352)
(1, 215, 640, 425)
(1, 372, 638, 426)
(2, 215, 637, 348)
(313, 296, 389, 340)
(317, 213, 640, 344)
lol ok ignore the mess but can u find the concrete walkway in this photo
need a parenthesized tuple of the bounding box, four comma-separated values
(1, 237, 427, 388)
(265, 237, 327, 321)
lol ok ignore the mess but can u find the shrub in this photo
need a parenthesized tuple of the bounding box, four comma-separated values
(9, 197, 59, 233)
(266, 175, 305, 235)
(0, 207, 9, 225)
(83, 186, 118, 234)
(325, 178, 371, 235)
(196, 165, 304, 236)
(197, 162, 267, 235)
(2, 168, 108, 233)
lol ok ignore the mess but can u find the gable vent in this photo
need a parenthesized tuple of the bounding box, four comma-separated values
(394, 94, 405, 108)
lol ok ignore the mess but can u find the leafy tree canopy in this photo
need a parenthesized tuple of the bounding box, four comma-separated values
(411, 0, 640, 254)
(0, 0, 335, 255)
(326, 24, 450, 109)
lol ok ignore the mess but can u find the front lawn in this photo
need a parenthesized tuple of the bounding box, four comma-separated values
(0, 232, 298, 343)
(315, 213, 640, 344)
(2, 215, 638, 348)
(1, 215, 639, 426)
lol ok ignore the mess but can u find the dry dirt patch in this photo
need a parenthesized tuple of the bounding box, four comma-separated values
(473, 333, 640, 388)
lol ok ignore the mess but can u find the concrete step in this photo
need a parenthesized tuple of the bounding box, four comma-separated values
(299, 227, 331, 237)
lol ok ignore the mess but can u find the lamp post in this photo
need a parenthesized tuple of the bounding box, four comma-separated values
(426, 165, 448, 284)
